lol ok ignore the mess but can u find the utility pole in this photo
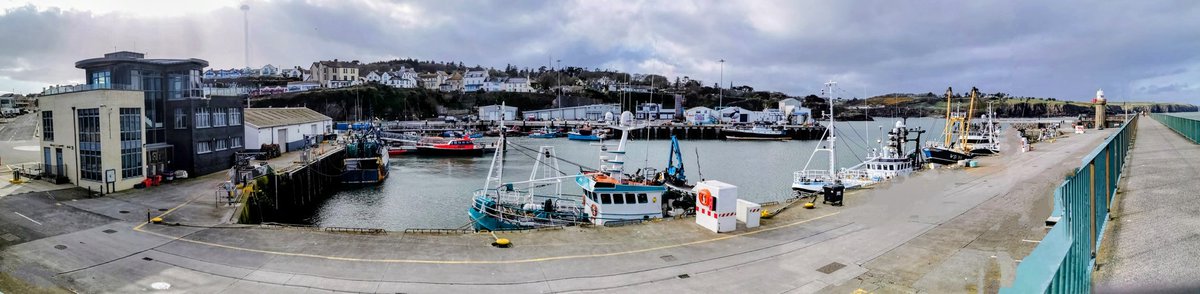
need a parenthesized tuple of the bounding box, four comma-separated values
(718, 59, 725, 109)
(241, 4, 250, 69)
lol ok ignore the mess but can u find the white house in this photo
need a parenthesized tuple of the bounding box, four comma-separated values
(463, 70, 489, 91)
(684, 106, 717, 124)
(478, 104, 518, 121)
(635, 103, 675, 120)
(483, 78, 504, 92)
(244, 108, 332, 153)
(281, 67, 303, 79)
(261, 64, 279, 76)
(420, 71, 448, 90)
(364, 71, 384, 83)
(502, 77, 534, 93)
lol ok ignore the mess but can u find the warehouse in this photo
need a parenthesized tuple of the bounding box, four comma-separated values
(244, 108, 332, 152)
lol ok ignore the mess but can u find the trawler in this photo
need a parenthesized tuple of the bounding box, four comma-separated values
(923, 87, 980, 165)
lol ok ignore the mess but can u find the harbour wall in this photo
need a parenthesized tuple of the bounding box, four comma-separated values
(238, 148, 346, 224)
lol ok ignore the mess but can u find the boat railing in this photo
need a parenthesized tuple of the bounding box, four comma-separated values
(793, 170, 831, 183)
(838, 169, 872, 182)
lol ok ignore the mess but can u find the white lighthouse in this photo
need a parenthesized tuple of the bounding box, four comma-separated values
(1093, 89, 1106, 129)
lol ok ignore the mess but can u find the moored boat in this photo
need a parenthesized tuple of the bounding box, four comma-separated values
(723, 125, 790, 140)
(923, 87, 981, 165)
(414, 136, 487, 156)
(341, 126, 391, 185)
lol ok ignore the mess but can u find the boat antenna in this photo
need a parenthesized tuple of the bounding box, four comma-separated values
(826, 80, 837, 177)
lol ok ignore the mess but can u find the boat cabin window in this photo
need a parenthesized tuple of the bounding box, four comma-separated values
(625, 193, 636, 204)
(638, 193, 648, 203)
(613, 194, 625, 204)
(601, 194, 612, 204)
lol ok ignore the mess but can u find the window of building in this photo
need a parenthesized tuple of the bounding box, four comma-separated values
(196, 141, 211, 154)
(215, 138, 228, 151)
(212, 108, 227, 127)
(119, 108, 143, 178)
(41, 111, 53, 141)
(195, 107, 210, 128)
(174, 108, 187, 129)
(91, 71, 111, 89)
(77, 108, 102, 181)
(228, 108, 241, 125)
(231, 137, 243, 148)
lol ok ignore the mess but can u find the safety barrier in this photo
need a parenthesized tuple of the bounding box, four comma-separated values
(1150, 113, 1200, 144)
(1003, 115, 1138, 293)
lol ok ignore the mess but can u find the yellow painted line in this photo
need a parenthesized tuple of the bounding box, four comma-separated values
(132, 211, 841, 264)
(132, 193, 206, 231)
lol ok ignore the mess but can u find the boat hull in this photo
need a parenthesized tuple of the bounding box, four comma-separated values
(923, 147, 974, 165)
(415, 147, 486, 156)
(722, 129, 790, 140)
(528, 133, 558, 139)
(568, 133, 603, 141)
(341, 168, 387, 185)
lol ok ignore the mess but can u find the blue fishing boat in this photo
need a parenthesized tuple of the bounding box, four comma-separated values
(567, 124, 608, 141)
(341, 125, 391, 185)
(527, 127, 558, 138)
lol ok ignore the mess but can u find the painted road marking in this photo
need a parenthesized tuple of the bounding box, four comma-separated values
(14, 211, 42, 225)
(1020, 239, 1041, 243)
(132, 205, 841, 264)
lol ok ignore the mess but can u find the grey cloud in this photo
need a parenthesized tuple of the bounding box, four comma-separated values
(0, 0, 1197, 103)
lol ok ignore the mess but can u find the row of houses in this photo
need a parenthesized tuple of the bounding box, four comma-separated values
(476, 97, 814, 124)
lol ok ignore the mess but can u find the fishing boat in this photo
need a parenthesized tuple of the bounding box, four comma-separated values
(469, 117, 590, 231)
(527, 127, 559, 139)
(923, 87, 980, 164)
(966, 103, 1001, 155)
(414, 136, 488, 156)
(793, 81, 855, 193)
(469, 112, 670, 230)
(722, 125, 790, 140)
(567, 124, 609, 141)
(341, 126, 391, 185)
(837, 120, 925, 188)
(575, 112, 669, 225)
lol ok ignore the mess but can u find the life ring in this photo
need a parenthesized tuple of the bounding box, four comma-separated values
(698, 188, 713, 208)
(590, 204, 598, 221)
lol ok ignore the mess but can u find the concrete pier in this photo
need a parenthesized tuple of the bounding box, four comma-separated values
(1094, 117, 1200, 292)
(0, 123, 1118, 293)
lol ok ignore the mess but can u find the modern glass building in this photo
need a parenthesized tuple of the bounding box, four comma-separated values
(69, 51, 244, 177)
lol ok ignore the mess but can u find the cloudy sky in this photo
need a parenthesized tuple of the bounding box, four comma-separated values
(1, 0, 1197, 103)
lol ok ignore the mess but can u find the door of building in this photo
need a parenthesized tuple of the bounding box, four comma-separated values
(54, 148, 64, 178)
(277, 129, 288, 152)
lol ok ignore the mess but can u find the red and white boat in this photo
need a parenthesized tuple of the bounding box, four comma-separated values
(415, 136, 489, 156)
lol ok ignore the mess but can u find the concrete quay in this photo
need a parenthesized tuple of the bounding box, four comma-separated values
(1094, 117, 1200, 293)
(0, 124, 1114, 293)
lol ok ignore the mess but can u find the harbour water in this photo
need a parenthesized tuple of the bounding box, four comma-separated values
(311, 117, 947, 230)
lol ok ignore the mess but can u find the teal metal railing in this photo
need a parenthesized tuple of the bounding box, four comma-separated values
(1003, 115, 1138, 293)
(1150, 113, 1200, 144)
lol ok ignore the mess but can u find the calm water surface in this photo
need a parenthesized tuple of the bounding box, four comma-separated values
(311, 117, 947, 230)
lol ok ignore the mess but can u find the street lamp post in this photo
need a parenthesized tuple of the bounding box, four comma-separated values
(556, 59, 562, 97)
(719, 59, 725, 109)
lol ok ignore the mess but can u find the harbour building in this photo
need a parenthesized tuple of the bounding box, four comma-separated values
(39, 52, 244, 192)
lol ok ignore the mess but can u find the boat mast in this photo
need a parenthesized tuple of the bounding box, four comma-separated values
(483, 103, 507, 189)
(960, 87, 978, 152)
(826, 80, 837, 177)
(942, 87, 953, 147)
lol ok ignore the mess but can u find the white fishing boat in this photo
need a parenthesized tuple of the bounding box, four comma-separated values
(793, 81, 858, 193)
(837, 120, 924, 188)
(576, 112, 669, 225)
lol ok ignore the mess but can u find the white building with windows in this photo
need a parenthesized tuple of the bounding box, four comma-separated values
(463, 70, 489, 91)
(684, 106, 717, 124)
(243, 108, 333, 153)
(521, 104, 620, 121)
(503, 77, 534, 93)
(478, 104, 518, 121)
(364, 71, 384, 83)
(38, 90, 147, 191)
